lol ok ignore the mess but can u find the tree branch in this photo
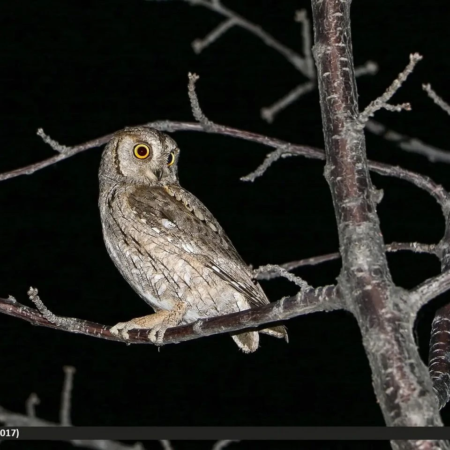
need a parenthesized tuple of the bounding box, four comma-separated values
(191, 18, 236, 54)
(311, 0, 442, 428)
(260, 81, 315, 124)
(253, 264, 311, 290)
(295, 9, 315, 79)
(0, 130, 115, 182)
(366, 119, 450, 165)
(180, 1, 377, 124)
(410, 271, 450, 314)
(0, 366, 236, 450)
(255, 242, 438, 280)
(187, 72, 216, 130)
(2, 119, 448, 214)
(357, 53, 422, 127)
(60, 366, 76, 426)
(423, 83, 450, 117)
(153, 119, 444, 212)
(0, 285, 340, 346)
(186, 0, 310, 76)
(0, 368, 146, 450)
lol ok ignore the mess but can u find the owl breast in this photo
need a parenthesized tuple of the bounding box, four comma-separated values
(99, 182, 260, 323)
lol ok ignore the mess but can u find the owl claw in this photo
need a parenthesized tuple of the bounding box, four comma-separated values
(110, 322, 132, 340)
(109, 305, 187, 344)
(110, 320, 169, 344)
(147, 324, 169, 345)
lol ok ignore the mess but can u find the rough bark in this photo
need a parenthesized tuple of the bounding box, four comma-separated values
(311, 0, 444, 431)
(429, 212, 450, 409)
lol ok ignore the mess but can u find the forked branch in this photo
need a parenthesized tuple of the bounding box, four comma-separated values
(311, 0, 444, 431)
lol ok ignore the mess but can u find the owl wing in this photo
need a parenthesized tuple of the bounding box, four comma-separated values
(127, 184, 269, 308)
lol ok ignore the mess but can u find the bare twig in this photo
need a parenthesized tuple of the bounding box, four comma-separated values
(256, 254, 340, 279)
(37, 128, 71, 153)
(192, 18, 236, 53)
(1, 369, 145, 449)
(0, 131, 115, 182)
(25, 393, 40, 419)
(362, 159, 450, 213)
(237, 137, 449, 214)
(187, 73, 215, 130)
(294, 9, 314, 79)
(423, 83, 450, 117)
(28, 287, 80, 329)
(354, 60, 379, 77)
(185, 0, 376, 126)
(186, 0, 309, 75)
(253, 264, 310, 291)
(357, 53, 422, 127)
(240, 146, 295, 181)
(167, 0, 379, 127)
(260, 81, 315, 123)
(255, 242, 438, 280)
(366, 119, 450, 164)
(61, 366, 76, 426)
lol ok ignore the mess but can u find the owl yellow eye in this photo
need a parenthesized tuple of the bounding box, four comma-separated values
(134, 144, 151, 159)
(167, 152, 175, 166)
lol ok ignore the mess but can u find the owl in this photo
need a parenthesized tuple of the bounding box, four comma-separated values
(98, 126, 287, 353)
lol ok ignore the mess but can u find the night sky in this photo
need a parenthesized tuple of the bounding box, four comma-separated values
(1, 0, 450, 435)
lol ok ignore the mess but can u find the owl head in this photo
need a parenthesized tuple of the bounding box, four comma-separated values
(100, 126, 180, 186)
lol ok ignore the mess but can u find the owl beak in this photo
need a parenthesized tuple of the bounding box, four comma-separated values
(144, 168, 158, 181)
(154, 169, 163, 181)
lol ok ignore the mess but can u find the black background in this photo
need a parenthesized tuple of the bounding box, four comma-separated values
(0, 0, 449, 432)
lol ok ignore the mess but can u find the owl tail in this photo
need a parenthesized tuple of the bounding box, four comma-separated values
(231, 325, 288, 353)
(231, 331, 259, 353)
(260, 325, 289, 342)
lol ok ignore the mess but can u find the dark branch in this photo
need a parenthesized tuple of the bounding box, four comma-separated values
(0, 131, 115, 182)
(0, 285, 339, 346)
(312, 0, 442, 428)
(1, 120, 448, 213)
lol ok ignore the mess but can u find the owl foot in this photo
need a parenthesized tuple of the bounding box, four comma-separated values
(110, 302, 187, 345)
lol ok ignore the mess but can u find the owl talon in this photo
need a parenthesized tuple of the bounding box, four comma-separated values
(147, 324, 168, 344)
(110, 322, 133, 340)
(110, 303, 187, 344)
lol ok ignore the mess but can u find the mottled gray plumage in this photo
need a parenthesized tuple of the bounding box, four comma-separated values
(98, 126, 287, 352)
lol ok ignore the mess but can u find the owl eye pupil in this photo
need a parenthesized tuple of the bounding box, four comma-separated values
(134, 144, 150, 159)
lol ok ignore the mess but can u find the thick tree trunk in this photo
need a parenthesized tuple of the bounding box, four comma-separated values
(311, 0, 444, 432)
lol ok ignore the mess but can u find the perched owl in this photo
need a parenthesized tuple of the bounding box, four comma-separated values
(98, 126, 287, 353)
